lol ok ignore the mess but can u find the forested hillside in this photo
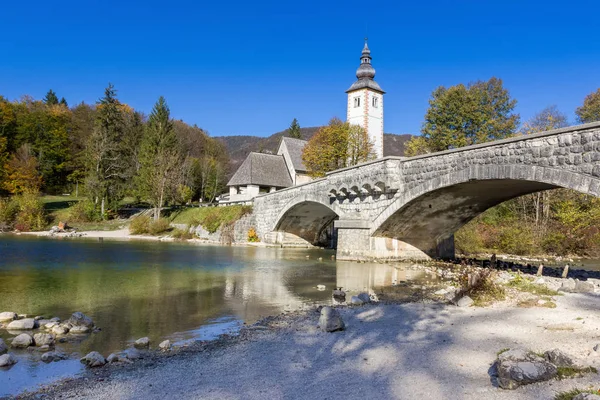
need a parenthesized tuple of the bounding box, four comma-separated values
(0, 87, 229, 229)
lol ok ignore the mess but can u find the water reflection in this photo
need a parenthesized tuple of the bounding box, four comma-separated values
(0, 236, 431, 396)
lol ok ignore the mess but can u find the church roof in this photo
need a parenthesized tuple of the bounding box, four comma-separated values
(346, 40, 385, 94)
(227, 152, 293, 188)
(280, 137, 308, 173)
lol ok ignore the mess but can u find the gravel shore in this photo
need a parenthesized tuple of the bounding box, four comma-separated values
(13, 290, 600, 400)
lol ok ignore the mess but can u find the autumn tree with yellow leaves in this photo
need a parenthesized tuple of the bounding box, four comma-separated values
(302, 118, 374, 178)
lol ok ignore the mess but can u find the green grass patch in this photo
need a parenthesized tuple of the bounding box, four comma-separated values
(554, 389, 600, 400)
(556, 366, 598, 379)
(507, 275, 560, 296)
(129, 216, 172, 235)
(459, 270, 506, 306)
(169, 205, 252, 233)
(517, 298, 557, 308)
(171, 228, 195, 240)
(496, 348, 510, 356)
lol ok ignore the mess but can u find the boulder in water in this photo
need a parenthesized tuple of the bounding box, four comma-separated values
(33, 333, 55, 347)
(0, 353, 17, 367)
(7, 318, 37, 330)
(0, 312, 17, 322)
(11, 333, 34, 348)
(67, 312, 94, 328)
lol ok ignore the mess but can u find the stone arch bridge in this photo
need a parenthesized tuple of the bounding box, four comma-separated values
(252, 122, 600, 260)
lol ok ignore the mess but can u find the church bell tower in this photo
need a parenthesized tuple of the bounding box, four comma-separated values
(346, 39, 385, 159)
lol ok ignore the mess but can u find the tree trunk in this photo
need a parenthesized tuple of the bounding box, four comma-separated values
(101, 197, 105, 220)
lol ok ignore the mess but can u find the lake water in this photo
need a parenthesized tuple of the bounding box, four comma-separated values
(0, 236, 431, 397)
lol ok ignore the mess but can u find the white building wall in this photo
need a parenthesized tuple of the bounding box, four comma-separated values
(347, 89, 384, 159)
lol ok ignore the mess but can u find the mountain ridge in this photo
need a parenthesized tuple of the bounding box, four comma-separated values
(216, 127, 414, 175)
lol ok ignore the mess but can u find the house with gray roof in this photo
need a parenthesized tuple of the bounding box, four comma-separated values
(223, 137, 311, 203)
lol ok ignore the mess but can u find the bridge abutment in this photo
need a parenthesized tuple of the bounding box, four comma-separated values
(334, 220, 455, 261)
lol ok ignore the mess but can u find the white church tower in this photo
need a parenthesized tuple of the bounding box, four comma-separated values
(346, 39, 385, 159)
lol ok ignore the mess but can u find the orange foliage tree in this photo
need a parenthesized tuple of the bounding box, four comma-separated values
(301, 118, 374, 178)
(3, 144, 42, 194)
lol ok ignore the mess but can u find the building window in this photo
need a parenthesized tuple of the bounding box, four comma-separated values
(354, 97, 360, 108)
(372, 97, 378, 108)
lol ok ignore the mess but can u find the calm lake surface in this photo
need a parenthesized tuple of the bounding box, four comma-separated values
(0, 235, 430, 397)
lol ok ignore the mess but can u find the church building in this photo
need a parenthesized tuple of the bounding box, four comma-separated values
(223, 40, 385, 204)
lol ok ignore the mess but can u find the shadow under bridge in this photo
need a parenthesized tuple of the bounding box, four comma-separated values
(274, 201, 339, 247)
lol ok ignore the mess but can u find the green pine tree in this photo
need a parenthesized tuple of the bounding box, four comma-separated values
(85, 83, 127, 219)
(136, 96, 182, 220)
(59, 97, 68, 107)
(288, 118, 302, 139)
(43, 89, 59, 105)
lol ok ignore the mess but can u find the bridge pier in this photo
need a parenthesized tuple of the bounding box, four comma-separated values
(334, 220, 455, 261)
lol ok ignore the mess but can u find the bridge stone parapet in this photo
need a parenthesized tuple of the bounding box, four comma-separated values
(252, 122, 600, 260)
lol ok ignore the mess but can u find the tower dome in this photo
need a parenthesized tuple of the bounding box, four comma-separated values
(356, 42, 376, 80)
(346, 39, 384, 94)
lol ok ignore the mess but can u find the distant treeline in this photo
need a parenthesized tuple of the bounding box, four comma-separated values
(0, 86, 229, 219)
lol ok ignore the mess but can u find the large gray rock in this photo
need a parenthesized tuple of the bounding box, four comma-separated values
(134, 337, 150, 349)
(41, 351, 68, 363)
(0, 312, 17, 322)
(33, 333, 55, 347)
(544, 348, 575, 367)
(11, 333, 34, 348)
(7, 318, 37, 330)
(559, 278, 576, 292)
(318, 307, 345, 332)
(0, 353, 17, 367)
(574, 280, 595, 293)
(496, 349, 557, 389)
(457, 295, 474, 307)
(67, 312, 94, 328)
(80, 351, 106, 367)
(0, 338, 7, 354)
(106, 353, 119, 363)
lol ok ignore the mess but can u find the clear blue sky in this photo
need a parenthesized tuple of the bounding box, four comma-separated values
(1, 0, 599, 137)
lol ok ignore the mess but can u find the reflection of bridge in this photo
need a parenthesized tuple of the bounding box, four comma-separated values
(253, 122, 600, 260)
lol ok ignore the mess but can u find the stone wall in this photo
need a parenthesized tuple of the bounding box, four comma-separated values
(177, 213, 257, 244)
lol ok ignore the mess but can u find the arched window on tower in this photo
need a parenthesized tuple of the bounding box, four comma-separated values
(354, 97, 361, 108)
(372, 97, 378, 108)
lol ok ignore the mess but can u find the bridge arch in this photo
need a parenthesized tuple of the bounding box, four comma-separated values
(370, 164, 600, 256)
(274, 195, 343, 246)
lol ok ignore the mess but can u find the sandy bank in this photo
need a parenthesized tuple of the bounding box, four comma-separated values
(17, 229, 271, 247)
(18, 292, 600, 400)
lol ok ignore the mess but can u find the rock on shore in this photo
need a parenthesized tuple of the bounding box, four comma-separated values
(80, 351, 106, 367)
(318, 307, 344, 332)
